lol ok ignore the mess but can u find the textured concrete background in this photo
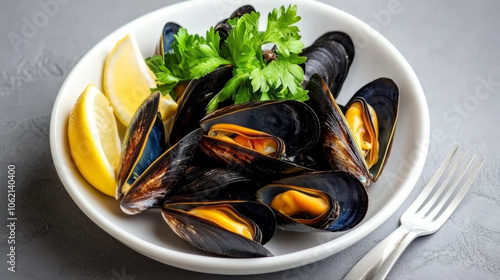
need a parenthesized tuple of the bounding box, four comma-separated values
(1, 0, 499, 279)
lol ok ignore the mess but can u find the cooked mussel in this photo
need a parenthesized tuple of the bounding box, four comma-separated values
(306, 74, 399, 186)
(198, 100, 320, 178)
(169, 66, 233, 145)
(200, 100, 320, 156)
(199, 133, 312, 179)
(162, 200, 275, 257)
(206, 124, 286, 157)
(256, 171, 368, 232)
(154, 22, 181, 59)
(120, 128, 203, 214)
(268, 185, 339, 230)
(346, 78, 399, 180)
(344, 97, 379, 169)
(116, 91, 166, 199)
(301, 32, 354, 99)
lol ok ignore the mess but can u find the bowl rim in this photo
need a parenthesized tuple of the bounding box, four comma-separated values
(50, 0, 430, 274)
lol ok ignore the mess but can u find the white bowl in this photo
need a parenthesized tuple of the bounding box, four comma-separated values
(50, 0, 429, 275)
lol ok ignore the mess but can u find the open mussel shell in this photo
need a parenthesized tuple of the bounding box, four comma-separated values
(345, 78, 399, 180)
(169, 66, 232, 145)
(301, 32, 353, 99)
(258, 185, 340, 231)
(161, 200, 275, 257)
(256, 171, 368, 232)
(154, 22, 181, 58)
(306, 75, 370, 185)
(199, 134, 313, 179)
(306, 74, 399, 186)
(116, 91, 166, 199)
(200, 100, 320, 156)
(206, 123, 287, 158)
(120, 128, 203, 214)
(166, 166, 259, 203)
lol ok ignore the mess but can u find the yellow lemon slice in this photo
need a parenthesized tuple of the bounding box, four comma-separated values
(159, 94, 178, 142)
(68, 84, 121, 197)
(103, 33, 158, 126)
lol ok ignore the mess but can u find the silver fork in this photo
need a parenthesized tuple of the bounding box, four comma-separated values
(343, 146, 484, 280)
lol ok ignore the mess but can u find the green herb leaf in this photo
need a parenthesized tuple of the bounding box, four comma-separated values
(249, 53, 307, 101)
(145, 55, 167, 73)
(151, 83, 177, 100)
(226, 12, 262, 69)
(171, 28, 198, 78)
(249, 68, 269, 94)
(188, 27, 231, 78)
(233, 80, 252, 104)
(146, 5, 308, 114)
(206, 70, 250, 113)
(145, 55, 180, 98)
(260, 5, 304, 56)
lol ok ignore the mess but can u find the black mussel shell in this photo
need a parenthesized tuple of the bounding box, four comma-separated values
(199, 134, 313, 180)
(314, 31, 355, 67)
(345, 78, 399, 181)
(301, 41, 348, 99)
(284, 147, 331, 171)
(256, 171, 368, 232)
(214, 21, 231, 42)
(306, 74, 371, 186)
(301, 37, 350, 99)
(162, 200, 275, 257)
(116, 92, 166, 199)
(258, 185, 340, 231)
(306, 74, 399, 186)
(166, 166, 259, 203)
(169, 66, 232, 145)
(120, 129, 203, 214)
(154, 22, 181, 58)
(200, 100, 320, 157)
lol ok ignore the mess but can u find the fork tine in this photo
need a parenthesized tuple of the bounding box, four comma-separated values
(406, 146, 459, 213)
(416, 150, 467, 216)
(432, 156, 484, 226)
(342, 148, 483, 280)
(425, 153, 476, 220)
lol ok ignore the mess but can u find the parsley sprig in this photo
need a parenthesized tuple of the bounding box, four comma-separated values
(146, 5, 308, 113)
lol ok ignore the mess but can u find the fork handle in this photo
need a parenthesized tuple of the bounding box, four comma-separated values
(343, 225, 421, 280)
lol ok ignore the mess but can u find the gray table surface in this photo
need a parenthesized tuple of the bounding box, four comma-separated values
(1, 0, 499, 279)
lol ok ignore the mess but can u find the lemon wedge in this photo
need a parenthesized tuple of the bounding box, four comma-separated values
(159, 94, 178, 141)
(103, 33, 158, 126)
(68, 84, 121, 197)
